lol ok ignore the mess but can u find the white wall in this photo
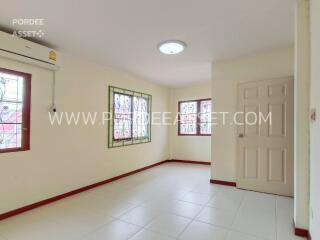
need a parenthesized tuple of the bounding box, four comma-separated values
(0, 54, 170, 214)
(211, 47, 294, 182)
(169, 82, 211, 162)
(309, 0, 320, 238)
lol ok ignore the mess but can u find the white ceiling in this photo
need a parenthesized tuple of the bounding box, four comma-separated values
(0, 0, 294, 87)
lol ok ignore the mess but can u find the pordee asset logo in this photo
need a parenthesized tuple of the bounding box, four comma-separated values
(11, 18, 45, 38)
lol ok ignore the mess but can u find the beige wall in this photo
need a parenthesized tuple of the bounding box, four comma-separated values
(294, 0, 310, 230)
(211, 47, 294, 182)
(309, 0, 320, 238)
(169, 82, 211, 162)
(0, 54, 170, 214)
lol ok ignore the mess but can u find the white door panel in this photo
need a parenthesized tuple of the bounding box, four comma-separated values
(237, 77, 293, 196)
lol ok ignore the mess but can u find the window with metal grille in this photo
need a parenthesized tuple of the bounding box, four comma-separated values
(178, 99, 211, 136)
(0, 68, 31, 153)
(108, 86, 151, 148)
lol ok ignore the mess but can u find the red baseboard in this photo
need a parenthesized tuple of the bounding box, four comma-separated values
(0, 160, 167, 221)
(167, 159, 211, 165)
(210, 179, 237, 187)
(293, 220, 311, 239)
(295, 228, 309, 238)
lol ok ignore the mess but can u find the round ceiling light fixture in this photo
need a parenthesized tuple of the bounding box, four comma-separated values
(158, 40, 187, 55)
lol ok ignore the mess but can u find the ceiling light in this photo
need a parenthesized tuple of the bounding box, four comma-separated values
(158, 40, 186, 55)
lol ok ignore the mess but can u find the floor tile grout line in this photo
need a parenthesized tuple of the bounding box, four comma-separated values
(125, 185, 220, 239)
(121, 187, 268, 239)
(175, 187, 221, 239)
(112, 218, 145, 237)
(188, 190, 272, 240)
(193, 218, 271, 240)
(194, 218, 258, 237)
(180, 189, 243, 240)
(107, 216, 149, 240)
(175, 203, 206, 239)
(115, 203, 202, 239)
(73, 200, 154, 240)
(73, 216, 120, 240)
(114, 185, 258, 239)
(230, 190, 246, 228)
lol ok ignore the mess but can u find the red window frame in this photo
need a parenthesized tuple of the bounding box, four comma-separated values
(0, 67, 31, 153)
(178, 98, 211, 136)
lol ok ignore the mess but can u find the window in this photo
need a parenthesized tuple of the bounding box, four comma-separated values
(0, 68, 31, 153)
(108, 86, 151, 148)
(178, 99, 211, 136)
(199, 99, 212, 135)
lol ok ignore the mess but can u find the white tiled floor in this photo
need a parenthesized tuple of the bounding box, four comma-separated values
(0, 163, 306, 240)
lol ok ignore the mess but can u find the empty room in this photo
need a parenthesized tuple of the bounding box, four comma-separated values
(0, 0, 319, 240)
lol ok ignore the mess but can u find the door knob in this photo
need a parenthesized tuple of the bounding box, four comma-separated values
(238, 133, 244, 138)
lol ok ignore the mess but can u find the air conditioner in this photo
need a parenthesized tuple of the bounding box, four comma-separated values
(0, 31, 61, 70)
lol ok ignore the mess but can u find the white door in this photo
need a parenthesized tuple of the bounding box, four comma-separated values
(237, 77, 294, 196)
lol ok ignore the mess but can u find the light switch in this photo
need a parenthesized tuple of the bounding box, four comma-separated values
(310, 108, 316, 122)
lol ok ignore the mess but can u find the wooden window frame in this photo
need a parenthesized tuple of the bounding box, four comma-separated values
(0, 67, 31, 153)
(108, 86, 152, 148)
(178, 98, 211, 136)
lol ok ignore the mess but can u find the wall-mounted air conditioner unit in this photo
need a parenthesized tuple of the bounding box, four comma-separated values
(0, 31, 61, 70)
